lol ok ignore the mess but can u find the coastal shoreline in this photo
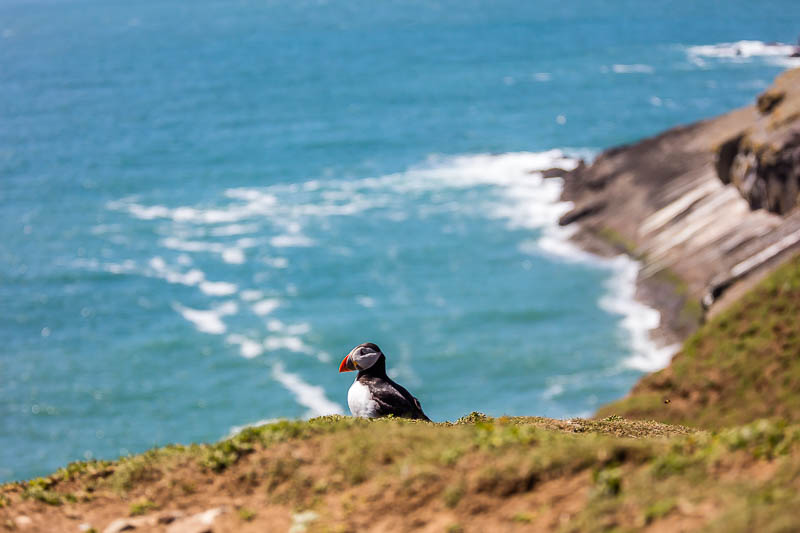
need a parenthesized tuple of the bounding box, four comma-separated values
(555, 67, 800, 410)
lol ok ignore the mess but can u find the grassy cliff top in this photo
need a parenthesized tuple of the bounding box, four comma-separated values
(598, 253, 800, 430)
(2, 414, 800, 532)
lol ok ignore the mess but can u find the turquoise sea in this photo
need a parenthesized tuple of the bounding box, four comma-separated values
(2, 0, 799, 482)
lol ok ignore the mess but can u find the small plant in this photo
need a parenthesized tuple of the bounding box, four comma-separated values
(21, 478, 62, 506)
(456, 412, 489, 424)
(129, 498, 157, 516)
(57, 461, 89, 481)
(238, 507, 256, 521)
(446, 524, 463, 533)
(593, 467, 622, 496)
(439, 447, 463, 466)
(644, 499, 676, 523)
(512, 512, 534, 523)
(442, 484, 464, 508)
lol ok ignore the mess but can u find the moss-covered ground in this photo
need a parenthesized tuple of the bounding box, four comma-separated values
(599, 253, 800, 429)
(2, 414, 800, 532)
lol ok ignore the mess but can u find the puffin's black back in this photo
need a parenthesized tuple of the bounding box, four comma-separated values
(356, 354, 430, 421)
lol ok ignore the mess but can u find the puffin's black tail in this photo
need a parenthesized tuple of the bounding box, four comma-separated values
(412, 397, 431, 421)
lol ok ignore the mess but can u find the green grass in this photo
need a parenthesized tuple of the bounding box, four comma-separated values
(238, 507, 256, 521)
(599, 254, 800, 429)
(129, 498, 157, 516)
(3, 415, 800, 531)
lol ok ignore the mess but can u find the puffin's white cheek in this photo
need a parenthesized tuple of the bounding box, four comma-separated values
(354, 350, 380, 370)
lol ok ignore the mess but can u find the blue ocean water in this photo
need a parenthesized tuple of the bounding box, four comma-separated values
(2, 0, 799, 482)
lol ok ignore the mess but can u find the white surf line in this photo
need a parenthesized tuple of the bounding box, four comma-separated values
(609, 64, 654, 74)
(688, 40, 797, 59)
(252, 298, 281, 316)
(107, 193, 278, 224)
(148, 256, 238, 295)
(686, 40, 800, 68)
(160, 236, 253, 265)
(226, 334, 264, 358)
(456, 151, 681, 373)
(599, 257, 681, 372)
(172, 301, 238, 335)
(271, 361, 344, 418)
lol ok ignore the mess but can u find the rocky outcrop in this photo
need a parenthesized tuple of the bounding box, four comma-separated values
(715, 68, 800, 215)
(558, 68, 800, 343)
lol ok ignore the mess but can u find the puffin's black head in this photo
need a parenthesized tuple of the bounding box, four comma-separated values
(339, 342, 383, 372)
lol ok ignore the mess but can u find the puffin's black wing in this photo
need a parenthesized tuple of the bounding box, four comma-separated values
(361, 376, 430, 421)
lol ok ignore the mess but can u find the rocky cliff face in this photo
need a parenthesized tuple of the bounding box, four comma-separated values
(716, 68, 800, 215)
(558, 68, 800, 343)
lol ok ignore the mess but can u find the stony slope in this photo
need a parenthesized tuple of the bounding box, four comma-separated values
(3, 415, 800, 533)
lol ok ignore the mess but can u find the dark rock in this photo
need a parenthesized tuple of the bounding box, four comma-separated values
(540, 167, 570, 178)
(757, 89, 784, 114)
(558, 200, 607, 226)
(714, 134, 743, 184)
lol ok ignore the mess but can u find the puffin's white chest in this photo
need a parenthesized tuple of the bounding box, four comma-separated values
(347, 379, 379, 418)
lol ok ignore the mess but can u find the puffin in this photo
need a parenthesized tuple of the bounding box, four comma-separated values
(338, 342, 430, 421)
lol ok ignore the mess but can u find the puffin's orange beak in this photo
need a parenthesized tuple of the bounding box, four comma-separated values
(339, 354, 357, 372)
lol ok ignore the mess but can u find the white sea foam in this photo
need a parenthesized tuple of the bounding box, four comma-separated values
(270, 234, 315, 247)
(199, 281, 238, 296)
(252, 298, 281, 316)
(226, 334, 264, 358)
(95, 259, 137, 275)
(263, 257, 289, 268)
(267, 320, 311, 335)
(159, 237, 246, 265)
(356, 296, 375, 308)
(599, 257, 680, 371)
(108, 191, 278, 224)
(264, 336, 312, 354)
(209, 223, 259, 236)
(240, 289, 264, 301)
(147, 256, 238, 295)
(172, 301, 238, 335)
(687, 40, 800, 67)
(542, 383, 564, 400)
(271, 362, 344, 418)
(611, 64, 654, 74)
(221, 247, 245, 264)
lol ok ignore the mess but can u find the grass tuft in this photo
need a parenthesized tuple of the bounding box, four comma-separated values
(129, 498, 157, 516)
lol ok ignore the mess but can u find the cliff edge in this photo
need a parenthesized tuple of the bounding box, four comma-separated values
(4, 415, 800, 532)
